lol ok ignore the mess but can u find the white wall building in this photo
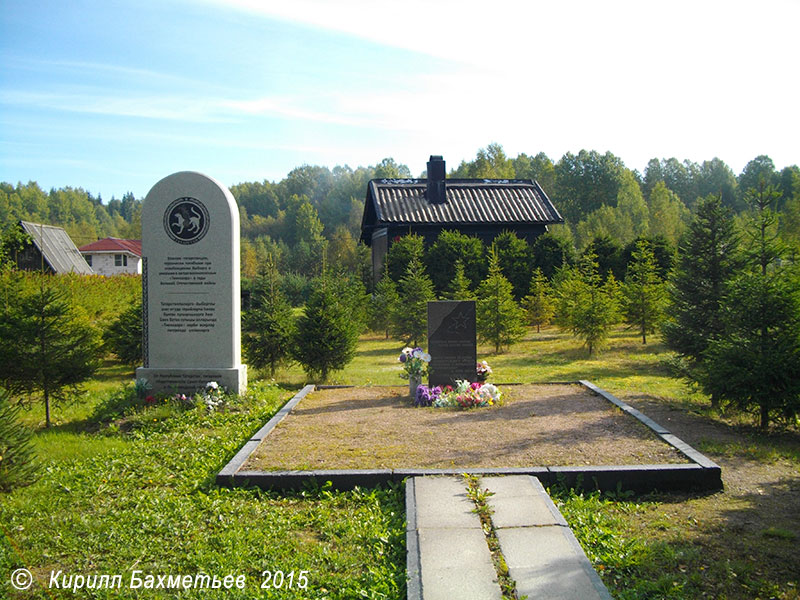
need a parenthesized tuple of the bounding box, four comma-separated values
(79, 238, 142, 276)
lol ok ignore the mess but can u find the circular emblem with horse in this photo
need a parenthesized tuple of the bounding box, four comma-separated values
(163, 197, 210, 244)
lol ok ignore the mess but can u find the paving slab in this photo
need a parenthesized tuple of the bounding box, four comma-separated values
(496, 526, 610, 600)
(417, 528, 502, 600)
(408, 476, 502, 600)
(414, 476, 481, 530)
(479, 475, 566, 528)
(481, 475, 612, 600)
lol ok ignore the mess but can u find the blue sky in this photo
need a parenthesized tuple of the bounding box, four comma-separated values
(1, 0, 799, 200)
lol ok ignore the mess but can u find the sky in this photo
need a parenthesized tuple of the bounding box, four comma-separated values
(1, 0, 799, 200)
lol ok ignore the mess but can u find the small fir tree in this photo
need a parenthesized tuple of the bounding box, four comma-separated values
(556, 252, 620, 356)
(703, 270, 800, 429)
(622, 240, 666, 344)
(243, 257, 296, 377)
(445, 260, 475, 300)
(391, 257, 436, 346)
(103, 300, 143, 371)
(291, 274, 360, 382)
(661, 194, 741, 406)
(492, 231, 532, 300)
(0, 387, 39, 491)
(385, 234, 425, 283)
(369, 265, 400, 338)
(0, 272, 101, 427)
(425, 229, 486, 295)
(702, 182, 800, 429)
(523, 268, 555, 333)
(476, 246, 526, 353)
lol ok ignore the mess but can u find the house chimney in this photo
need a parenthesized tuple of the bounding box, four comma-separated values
(426, 155, 446, 204)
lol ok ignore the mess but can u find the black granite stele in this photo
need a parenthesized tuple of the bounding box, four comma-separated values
(427, 300, 477, 386)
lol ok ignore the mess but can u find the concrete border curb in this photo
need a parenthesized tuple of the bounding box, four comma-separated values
(216, 381, 722, 493)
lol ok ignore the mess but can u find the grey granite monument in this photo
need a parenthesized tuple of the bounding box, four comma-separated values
(135, 171, 247, 394)
(427, 300, 477, 386)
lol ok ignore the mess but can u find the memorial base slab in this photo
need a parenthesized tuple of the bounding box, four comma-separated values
(135, 365, 247, 395)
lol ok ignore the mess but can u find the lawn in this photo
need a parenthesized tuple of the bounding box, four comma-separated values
(2, 324, 799, 599)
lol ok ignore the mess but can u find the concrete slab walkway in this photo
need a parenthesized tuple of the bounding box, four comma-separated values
(407, 475, 613, 600)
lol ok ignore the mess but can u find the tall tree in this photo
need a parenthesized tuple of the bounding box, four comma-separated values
(697, 158, 739, 211)
(554, 150, 625, 222)
(661, 194, 740, 406)
(373, 157, 412, 179)
(290, 200, 327, 275)
(476, 246, 526, 353)
(647, 181, 690, 246)
(622, 240, 666, 344)
(738, 155, 777, 206)
(583, 235, 624, 281)
(451, 143, 515, 179)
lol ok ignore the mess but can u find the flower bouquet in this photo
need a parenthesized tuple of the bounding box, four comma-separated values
(415, 380, 502, 409)
(202, 381, 226, 412)
(399, 347, 431, 397)
(398, 347, 431, 380)
(476, 360, 492, 382)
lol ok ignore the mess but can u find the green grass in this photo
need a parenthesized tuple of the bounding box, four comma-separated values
(1, 376, 406, 599)
(4, 325, 799, 599)
(552, 486, 800, 600)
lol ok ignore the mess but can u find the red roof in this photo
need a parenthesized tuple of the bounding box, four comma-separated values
(79, 238, 142, 256)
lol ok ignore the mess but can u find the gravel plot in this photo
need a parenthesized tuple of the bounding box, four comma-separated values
(243, 384, 689, 471)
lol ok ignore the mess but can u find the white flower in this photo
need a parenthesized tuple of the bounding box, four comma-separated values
(206, 381, 219, 390)
(479, 383, 501, 402)
(421, 352, 432, 362)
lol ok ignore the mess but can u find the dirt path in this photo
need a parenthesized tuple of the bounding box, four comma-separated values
(619, 393, 800, 597)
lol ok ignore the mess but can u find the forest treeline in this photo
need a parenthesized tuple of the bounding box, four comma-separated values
(2, 144, 799, 430)
(2, 144, 799, 286)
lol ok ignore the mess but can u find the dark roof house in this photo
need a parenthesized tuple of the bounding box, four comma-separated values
(15, 221, 94, 274)
(360, 155, 563, 279)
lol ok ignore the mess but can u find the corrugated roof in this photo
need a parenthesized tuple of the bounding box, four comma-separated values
(79, 237, 142, 256)
(365, 179, 562, 227)
(20, 221, 94, 274)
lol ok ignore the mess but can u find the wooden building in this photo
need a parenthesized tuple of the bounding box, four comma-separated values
(360, 156, 563, 280)
(14, 221, 94, 274)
